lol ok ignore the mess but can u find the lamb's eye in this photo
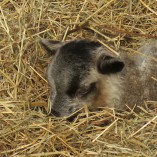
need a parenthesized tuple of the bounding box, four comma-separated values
(76, 82, 96, 98)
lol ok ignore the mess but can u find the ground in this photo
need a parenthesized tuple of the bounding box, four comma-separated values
(0, 0, 157, 156)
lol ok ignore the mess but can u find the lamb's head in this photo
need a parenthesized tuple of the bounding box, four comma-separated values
(40, 39, 124, 117)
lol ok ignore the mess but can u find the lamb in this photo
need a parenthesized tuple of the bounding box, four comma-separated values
(40, 38, 157, 117)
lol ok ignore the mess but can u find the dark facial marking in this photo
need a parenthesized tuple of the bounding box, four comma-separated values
(63, 40, 101, 98)
(61, 40, 101, 54)
(66, 74, 80, 98)
(61, 40, 101, 98)
(60, 40, 101, 64)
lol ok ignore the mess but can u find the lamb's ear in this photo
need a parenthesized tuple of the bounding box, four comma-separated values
(97, 55, 124, 74)
(40, 38, 63, 55)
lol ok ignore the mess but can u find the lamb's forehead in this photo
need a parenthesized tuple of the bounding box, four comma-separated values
(57, 40, 101, 63)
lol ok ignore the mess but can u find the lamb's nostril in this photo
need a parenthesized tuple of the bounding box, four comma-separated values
(51, 109, 60, 117)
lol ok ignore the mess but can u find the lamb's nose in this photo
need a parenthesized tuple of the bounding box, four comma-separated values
(51, 109, 60, 117)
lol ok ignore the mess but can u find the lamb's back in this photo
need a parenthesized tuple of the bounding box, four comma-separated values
(121, 39, 157, 109)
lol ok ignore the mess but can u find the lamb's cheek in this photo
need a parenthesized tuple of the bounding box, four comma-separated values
(92, 90, 107, 108)
(88, 81, 108, 109)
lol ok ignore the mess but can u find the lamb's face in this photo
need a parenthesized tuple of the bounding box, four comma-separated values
(40, 39, 124, 117)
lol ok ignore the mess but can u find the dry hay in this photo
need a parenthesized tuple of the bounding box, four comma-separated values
(0, 0, 157, 156)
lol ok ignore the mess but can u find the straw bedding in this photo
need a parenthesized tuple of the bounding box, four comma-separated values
(0, 0, 157, 156)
